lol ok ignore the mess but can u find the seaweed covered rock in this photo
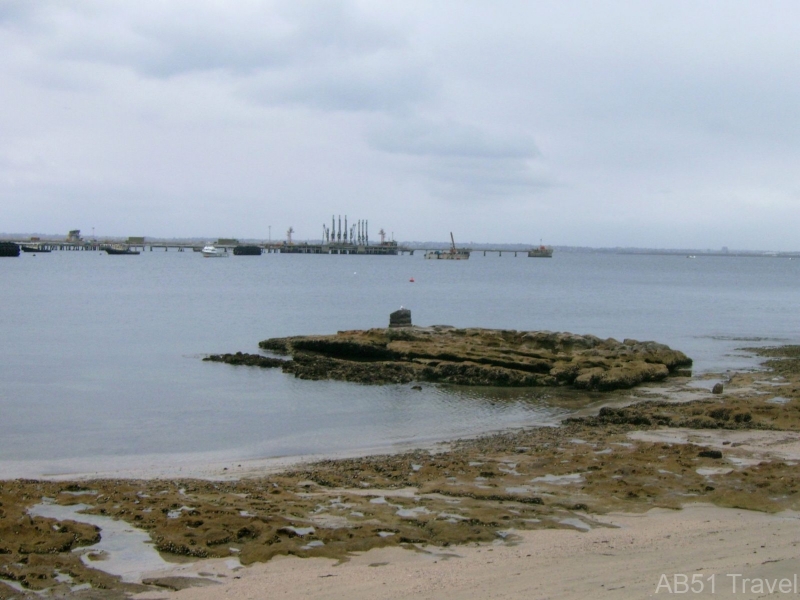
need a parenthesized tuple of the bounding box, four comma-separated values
(258, 326, 692, 391)
(204, 352, 286, 368)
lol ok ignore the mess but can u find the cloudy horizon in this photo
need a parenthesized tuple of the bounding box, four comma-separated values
(2, 1, 799, 250)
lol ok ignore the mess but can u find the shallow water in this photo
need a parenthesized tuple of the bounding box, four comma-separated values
(1, 250, 798, 477)
(28, 501, 173, 583)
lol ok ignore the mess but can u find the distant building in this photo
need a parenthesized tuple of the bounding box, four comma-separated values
(216, 238, 239, 246)
(127, 237, 145, 245)
(67, 230, 81, 242)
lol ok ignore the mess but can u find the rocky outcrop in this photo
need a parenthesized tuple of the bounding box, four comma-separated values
(204, 352, 286, 368)
(259, 326, 692, 391)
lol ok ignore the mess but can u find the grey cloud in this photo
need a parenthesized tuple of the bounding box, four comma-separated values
(0, 0, 42, 27)
(423, 156, 555, 200)
(370, 118, 539, 159)
(242, 56, 434, 112)
(6, 1, 406, 78)
(2, 1, 424, 116)
(368, 117, 552, 200)
(3, 1, 800, 247)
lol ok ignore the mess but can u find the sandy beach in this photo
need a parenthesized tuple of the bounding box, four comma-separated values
(131, 504, 800, 600)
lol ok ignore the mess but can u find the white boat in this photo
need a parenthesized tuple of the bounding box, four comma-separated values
(201, 245, 228, 258)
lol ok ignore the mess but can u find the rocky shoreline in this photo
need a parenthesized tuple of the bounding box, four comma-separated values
(2, 345, 800, 598)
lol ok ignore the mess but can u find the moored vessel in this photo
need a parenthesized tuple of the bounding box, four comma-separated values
(528, 245, 553, 258)
(424, 233, 470, 260)
(21, 245, 51, 253)
(0, 242, 20, 257)
(104, 245, 140, 255)
(233, 245, 262, 256)
(202, 245, 228, 257)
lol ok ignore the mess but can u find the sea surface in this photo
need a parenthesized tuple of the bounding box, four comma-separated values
(1, 249, 798, 478)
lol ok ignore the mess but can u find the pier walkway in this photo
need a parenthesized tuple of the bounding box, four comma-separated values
(1, 239, 548, 257)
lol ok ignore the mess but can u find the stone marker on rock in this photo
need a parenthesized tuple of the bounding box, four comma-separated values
(389, 308, 412, 328)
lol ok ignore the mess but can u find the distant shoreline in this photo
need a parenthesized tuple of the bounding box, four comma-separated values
(1, 233, 799, 256)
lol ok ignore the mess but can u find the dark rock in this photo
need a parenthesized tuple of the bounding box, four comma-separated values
(259, 338, 291, 354)
(707, 407, 731, 421)
(698, 449, 723, 459)
(203, 352, 286, 368)
(389, 308, 412, 328)
(712, 383, 724, 394)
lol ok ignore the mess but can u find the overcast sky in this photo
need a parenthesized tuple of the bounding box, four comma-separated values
(1, 1, 799, 249)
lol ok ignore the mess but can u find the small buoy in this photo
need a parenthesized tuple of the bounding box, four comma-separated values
(409, 277, 415, 282)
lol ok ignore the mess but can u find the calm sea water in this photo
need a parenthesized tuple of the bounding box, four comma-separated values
(1, 249, 798, 477)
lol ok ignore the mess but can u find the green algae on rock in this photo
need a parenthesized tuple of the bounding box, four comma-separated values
(258, 326, 692, 391)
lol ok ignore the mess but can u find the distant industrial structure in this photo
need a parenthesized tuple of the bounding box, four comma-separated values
(278, 215, 402, 255)
(1, 223, 567, 257)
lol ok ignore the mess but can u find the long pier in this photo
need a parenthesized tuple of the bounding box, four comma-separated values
(2, 238, 548, 257)
(0, 239, 416, 255)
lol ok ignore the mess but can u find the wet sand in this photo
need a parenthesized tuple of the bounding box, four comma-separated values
(132, 504, 800, 600)
(2, 346, 800, 598)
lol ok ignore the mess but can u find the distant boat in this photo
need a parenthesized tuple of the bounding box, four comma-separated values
(21, 245, 51, 253)
(202, 245, 228, 258)
(233, 245, 262, 256)
(528, 245, 553, 258)
(424, 232, 470, 260)
(104, 245, 140, 255)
